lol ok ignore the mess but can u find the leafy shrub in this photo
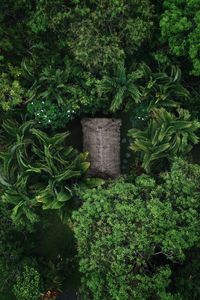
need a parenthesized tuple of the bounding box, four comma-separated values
(172, 248, 200, 300)
(2, 0, 154, 73)
(73, 159, 200, 299)
(25, 60, 108, 128)
(0, 64, 24, 111)
(66, 0, 154, 71)
(160, 0, 200, 75)
(0, 200, 24, 292)
(98, 62, 190, 116)
(27, 100, 76, 129)
(128, 108, 200, 172)
(0, 118, 90, 228)
(139, 64, 189, 111)
(0, 198, 43, 294)
(13, 265, 41, 300)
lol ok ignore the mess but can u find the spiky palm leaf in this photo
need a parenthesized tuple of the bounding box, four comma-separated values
(99, 62, 142, 112)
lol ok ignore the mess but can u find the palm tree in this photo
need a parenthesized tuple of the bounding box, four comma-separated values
(98, 62, 142, 112)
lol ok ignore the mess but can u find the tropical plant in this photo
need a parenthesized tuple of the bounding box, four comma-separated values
(42, 259, 66, 292)
(98, 63, 142, 112)
(25, 59, 105, 128)
(128, 108, 200, 172)
(128, 64, 190, 123)
(23, 62, 79, 128)
(0, 119, 90, 226)
(141, 64, 190, 110)
(0, 119, 40, 229)
(73, 158, 200, 300)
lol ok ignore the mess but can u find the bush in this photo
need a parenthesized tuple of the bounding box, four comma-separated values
(160, 0, 200, 76)
(13, 265, 41, 300)
(0, 118, 90, 228)
(25, 61, 106, 128)
(128, 108, 200, 173)
(66, 0, 154, 71)
(73, 159, 200, 299)
(172, 248, 200, 300)
(0, 64, 24, 111)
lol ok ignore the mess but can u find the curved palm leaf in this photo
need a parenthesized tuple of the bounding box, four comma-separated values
(99, 62, 142, 112)
(128, 108, 200, 172)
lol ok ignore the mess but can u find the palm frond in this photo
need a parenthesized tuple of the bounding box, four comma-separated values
(128, 108, 200, 172)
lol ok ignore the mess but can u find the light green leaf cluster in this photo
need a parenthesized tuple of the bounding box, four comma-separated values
(160, 0, 200, 75)
(73, 158, 200, 299)
(13, 265, 41, 300)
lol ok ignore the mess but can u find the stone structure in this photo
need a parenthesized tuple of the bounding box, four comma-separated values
(81, 118, 121, 178)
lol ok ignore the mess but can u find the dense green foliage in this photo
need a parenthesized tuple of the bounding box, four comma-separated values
(0, 199, 79, 297)
(0, 200, 24, 293)
(0, 0, 154, 127)
(160, 0, 200, 75)
(139, 65, 189, 111)
(25, 60, 105, 128)
(1, 0, 200, 126)
(0, 118, 89, 228)
(0, 65, 24, 111)
(0, 0, 200, 298)
(73, 159, 200, 299)
(13, 265, 41, 300)
(65, 0, 154, 72)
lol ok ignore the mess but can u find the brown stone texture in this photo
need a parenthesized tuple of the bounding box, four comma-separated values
(81, 118, 121, 178)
